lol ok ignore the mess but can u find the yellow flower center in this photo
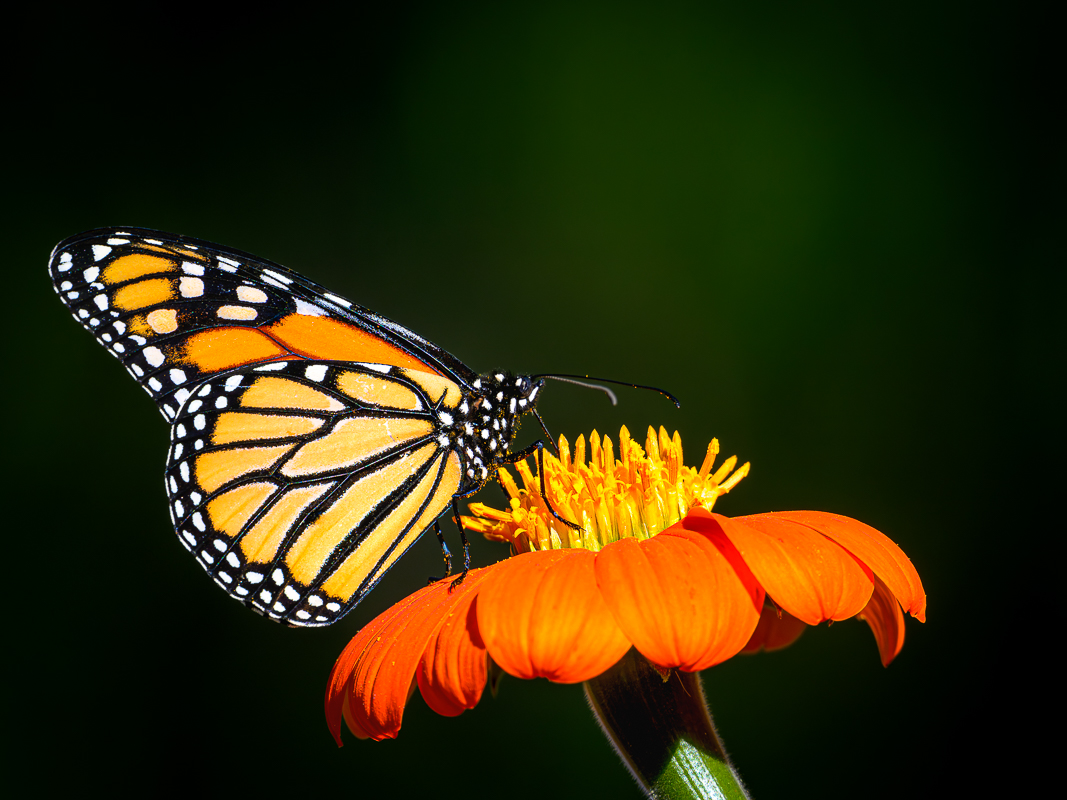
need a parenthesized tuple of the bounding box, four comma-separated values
(462, 426, 750, 554)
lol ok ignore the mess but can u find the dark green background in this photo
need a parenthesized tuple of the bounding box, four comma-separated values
(8, 3, 1056, 797)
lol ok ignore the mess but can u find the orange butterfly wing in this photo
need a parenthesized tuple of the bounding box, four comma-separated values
(48, 228, 477, 421)
(165, 361, 463, 626)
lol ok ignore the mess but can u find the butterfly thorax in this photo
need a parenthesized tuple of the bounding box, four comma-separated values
(448, 371, 542, 490)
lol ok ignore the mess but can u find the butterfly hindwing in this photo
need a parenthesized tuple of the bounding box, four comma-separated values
(48, 228, 477, 421)
(165, 360, 464, 626)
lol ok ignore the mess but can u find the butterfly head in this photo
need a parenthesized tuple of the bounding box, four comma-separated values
(471, 372, 543, 420)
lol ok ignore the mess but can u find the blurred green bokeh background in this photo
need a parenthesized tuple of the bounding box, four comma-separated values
(8, 3, 1056, 798)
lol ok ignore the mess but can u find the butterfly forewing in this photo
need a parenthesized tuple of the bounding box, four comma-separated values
(48, 228, 476, 421)
(165, 360, 464, 626)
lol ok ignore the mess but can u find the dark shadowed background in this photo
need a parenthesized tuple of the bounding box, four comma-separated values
(7, 3, 1057, 797)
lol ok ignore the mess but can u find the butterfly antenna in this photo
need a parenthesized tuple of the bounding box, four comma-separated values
(535, 373, 681, 409)
(541, 375, 618, 405)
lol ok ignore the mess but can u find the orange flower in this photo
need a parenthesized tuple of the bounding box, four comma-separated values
(326, 427, 925, 744)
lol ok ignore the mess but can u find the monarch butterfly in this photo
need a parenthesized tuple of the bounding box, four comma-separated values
(49, 227, 568, 628)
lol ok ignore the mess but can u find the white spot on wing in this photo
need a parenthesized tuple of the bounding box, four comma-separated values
(359, 363, 391, 374)
(144, 346, 165, 367)
(262, 268, 292, 284)
(305, 364, 328, 382)
(92, 245, 111, 261)
(324, 293, 352, 308)
(294, 298, 326, 316)
(180, 277, 204, 298)
(237, 286, 268, 303)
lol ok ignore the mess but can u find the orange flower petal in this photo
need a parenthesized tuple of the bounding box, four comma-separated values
(476, 550, 631, 683)
(340, 689, 374, 740)
(325, 570, 489, 743)
(857, 574, 907, 666)
(595, 514, 765, 671)
(326, 590, 422, 745)
(740, 603, 808, 654)
(716, 511, 875, 625)
(416, 569, 494, 717)
(762, 511, 927, 622)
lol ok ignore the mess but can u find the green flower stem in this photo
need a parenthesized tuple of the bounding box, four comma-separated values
(583, 649, 751, 800)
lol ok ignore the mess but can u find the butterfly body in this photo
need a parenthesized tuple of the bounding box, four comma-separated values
(50, 228, 541, 626)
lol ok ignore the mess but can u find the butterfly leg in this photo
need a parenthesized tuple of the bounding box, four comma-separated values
(447, 496, 472, 592)
(503, 441, 582, 532)
(532, 409, 561, 456)
(427, 519, 453, 584)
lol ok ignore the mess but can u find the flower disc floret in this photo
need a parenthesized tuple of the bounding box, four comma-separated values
(462, 425, 750, 553)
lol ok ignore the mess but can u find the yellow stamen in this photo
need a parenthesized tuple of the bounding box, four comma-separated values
(464, 426, 750, 554)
